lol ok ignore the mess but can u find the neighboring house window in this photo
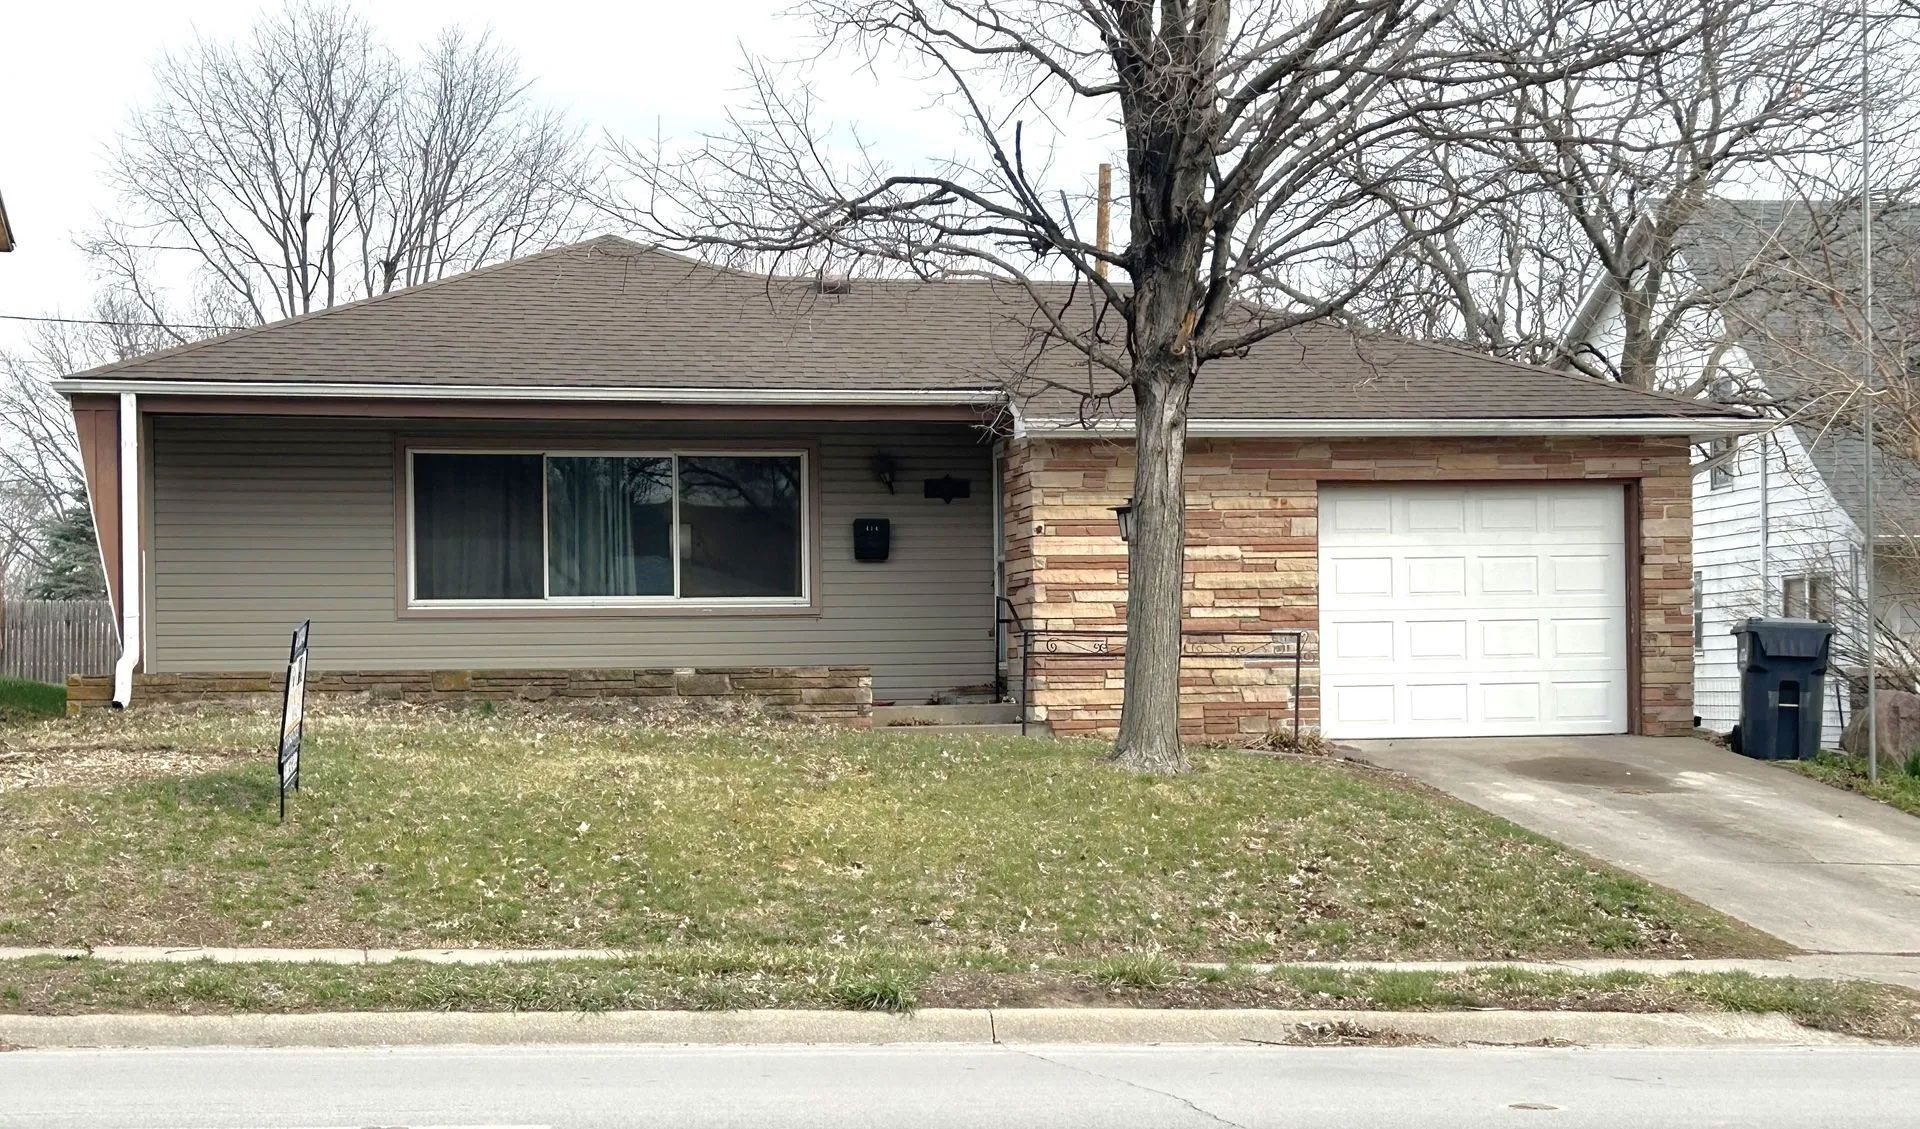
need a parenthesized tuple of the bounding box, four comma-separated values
(1707, 437, 1737, 491)
(1693, 571, 1705, 650)
(1782, 573, 1835, 621)
(407, 449, 807, 606)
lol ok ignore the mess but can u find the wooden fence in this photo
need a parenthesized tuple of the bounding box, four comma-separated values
(1, 599, 118, 685)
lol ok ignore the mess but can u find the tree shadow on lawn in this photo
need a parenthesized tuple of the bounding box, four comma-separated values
(149, 762, 282, 819)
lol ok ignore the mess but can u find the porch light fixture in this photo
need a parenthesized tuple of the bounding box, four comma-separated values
(870, 451, 899, 493)
(1113, 498, 1135, 543)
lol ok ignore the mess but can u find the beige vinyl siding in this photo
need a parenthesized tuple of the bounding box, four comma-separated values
(148, 416, 997, 701)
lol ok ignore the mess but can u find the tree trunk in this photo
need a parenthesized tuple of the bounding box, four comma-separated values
(1110, 368, 1192, 774)
(1617, 283, 1658, 389)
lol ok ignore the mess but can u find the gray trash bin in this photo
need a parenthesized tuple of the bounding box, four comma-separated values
(1728, 617, 1835, 761)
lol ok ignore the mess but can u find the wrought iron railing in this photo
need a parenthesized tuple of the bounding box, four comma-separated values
(995, 606, 1307, 740)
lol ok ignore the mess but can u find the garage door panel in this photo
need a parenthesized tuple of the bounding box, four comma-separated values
(1318, 482, 1628, 739)
(1407, 494, 1467, 532)
(1408, 682, 1470, 723)
(1328, 620, 1395, 661)
(1482, 681, 1542, 722)
(1551, 618, 1615, 657)
(1476, 494, 1539, 531)
(1328, 683, 1396, 726)
(1553, 681, 1619, 722)
(1406, 620, 1468, 660)
(1548, 491, 1618, 531)
(1479, 557, 1540, 595)
(1328, 556, 1393, 598)
(1324, 492, 1394, 536)
(1549, 554, 1615, 594)
(1406, 556, 1467, 595)
(1481, 619, 1540, 658)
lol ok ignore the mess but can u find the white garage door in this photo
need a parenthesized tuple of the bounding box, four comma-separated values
(1317, 482, 1630, 739)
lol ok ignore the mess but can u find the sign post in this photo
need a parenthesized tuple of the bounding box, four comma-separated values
(277, 620, 310, 822)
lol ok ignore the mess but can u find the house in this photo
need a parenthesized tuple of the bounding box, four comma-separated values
(1561, 200, 1920, 743)
(56, 236, 1753, 740)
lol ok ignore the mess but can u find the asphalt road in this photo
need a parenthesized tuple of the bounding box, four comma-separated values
(4, 1044, 1920, 1128)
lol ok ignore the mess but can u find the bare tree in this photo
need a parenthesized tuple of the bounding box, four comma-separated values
(0, 301, 174, 595)
(1343, 0, 1907, 390)
(596, 0, 1699, 772)
(90, 1, 596, 331)
(1334, 157, 1591, 363)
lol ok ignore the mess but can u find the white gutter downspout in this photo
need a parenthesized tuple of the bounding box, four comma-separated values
(110, 391, 141, 708)
(1758, 431, 1771, 609)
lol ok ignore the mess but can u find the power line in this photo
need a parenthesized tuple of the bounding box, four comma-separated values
(0, 312, 244, 332)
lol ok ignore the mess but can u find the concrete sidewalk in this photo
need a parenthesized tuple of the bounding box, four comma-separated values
(1351, 736, 1920, 955)
(5, 945, 1920, 989)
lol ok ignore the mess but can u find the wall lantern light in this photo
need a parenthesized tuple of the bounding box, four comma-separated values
(870, 451, 900, 493)
(1113, 498, 1135, 543)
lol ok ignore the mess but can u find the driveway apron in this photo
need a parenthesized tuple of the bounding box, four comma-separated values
(1349, 736, 1920, 954)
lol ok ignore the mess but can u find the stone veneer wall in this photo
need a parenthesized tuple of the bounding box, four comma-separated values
(67, 666, 873, 725)
(1000, 435, 1693, 740)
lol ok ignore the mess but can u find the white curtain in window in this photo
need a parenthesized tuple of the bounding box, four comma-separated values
(547, 456, 673, 596)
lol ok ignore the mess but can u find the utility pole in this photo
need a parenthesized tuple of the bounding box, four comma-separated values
(1861, 0, 1879, 783)
(1095, 163, 1113, 279)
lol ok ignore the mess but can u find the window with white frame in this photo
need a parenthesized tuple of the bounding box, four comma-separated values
(1782, 572, 1834, 622)
(1707, 437, 1737, 491)
(408, 449, 807, 605)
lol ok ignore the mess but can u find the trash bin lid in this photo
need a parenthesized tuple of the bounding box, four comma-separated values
(1730, 617, 1835, 657)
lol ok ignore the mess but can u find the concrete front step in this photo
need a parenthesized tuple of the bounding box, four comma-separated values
(873, 703, 1020, 727)
(875, 723, 1028, 737)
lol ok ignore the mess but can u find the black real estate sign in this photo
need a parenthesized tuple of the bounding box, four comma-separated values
(277, 620, 310, 822)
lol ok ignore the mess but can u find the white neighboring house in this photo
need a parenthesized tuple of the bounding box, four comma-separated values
(1690, 425, 1869, 745)
(1563, 200, 1920, 746)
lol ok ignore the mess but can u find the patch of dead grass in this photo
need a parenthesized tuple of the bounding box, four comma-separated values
(0, 743, 255, 794)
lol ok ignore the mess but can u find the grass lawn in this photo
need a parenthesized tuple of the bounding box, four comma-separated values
(0, 678, 64, 724)
(0, 702, 1780, 961)
(1786, 751, 1920, 818)
(2, 955, 1913, 1040)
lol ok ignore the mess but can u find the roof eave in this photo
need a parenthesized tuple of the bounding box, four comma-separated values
(1024, 416, 1762, 438)
(53, 378, 1004, 408)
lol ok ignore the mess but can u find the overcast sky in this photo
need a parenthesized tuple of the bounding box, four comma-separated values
(0, 0, 1043, 356)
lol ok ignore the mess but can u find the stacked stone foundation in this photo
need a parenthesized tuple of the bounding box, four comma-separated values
(1020, 650, 1318, 742)
(66, 666, 873, 725)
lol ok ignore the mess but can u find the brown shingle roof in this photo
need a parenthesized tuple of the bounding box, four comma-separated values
(70, 235, 1740, 422)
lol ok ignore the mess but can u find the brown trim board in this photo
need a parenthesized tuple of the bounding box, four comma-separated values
(68, 395, 123, 623)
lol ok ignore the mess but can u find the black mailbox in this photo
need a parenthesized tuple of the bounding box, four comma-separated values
(923, 475, 970, 503)
(853, 518, 891, 562)
(1729, 617, 1835, 761)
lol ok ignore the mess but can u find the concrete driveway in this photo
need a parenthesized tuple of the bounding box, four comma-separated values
(1350, 736, 1920, 954)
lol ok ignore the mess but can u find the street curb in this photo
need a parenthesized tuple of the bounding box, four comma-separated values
(0, 1008, 1867, 1050)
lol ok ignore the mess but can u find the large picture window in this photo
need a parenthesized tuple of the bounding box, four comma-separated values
(412, 453, 544, 601)
(408, 448, 808, 606)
